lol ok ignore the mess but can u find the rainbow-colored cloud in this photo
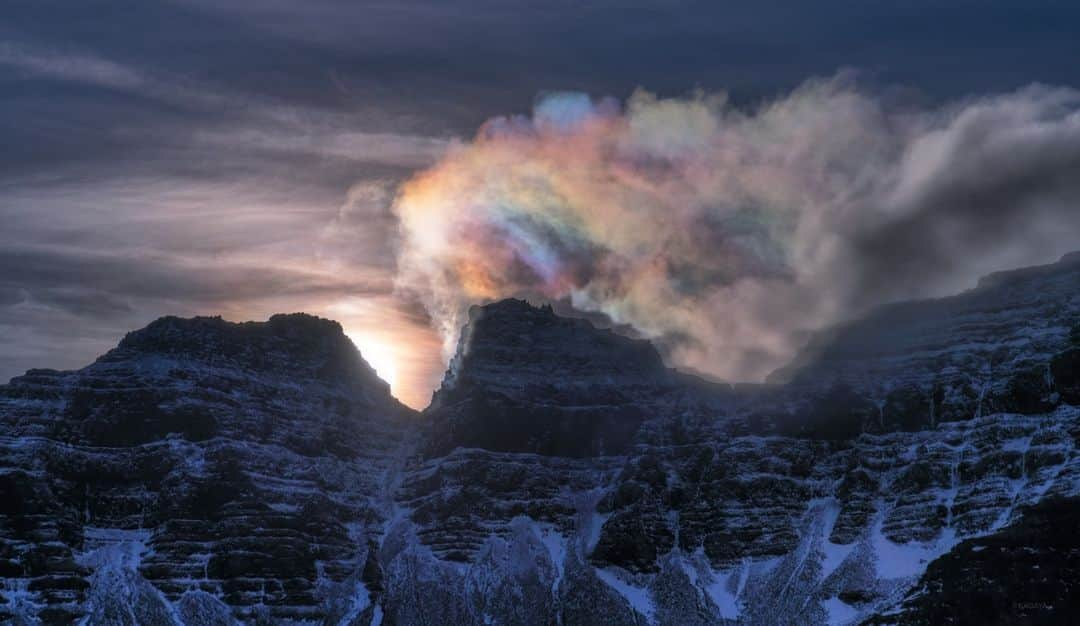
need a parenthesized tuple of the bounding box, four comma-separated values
(393, 76, 1080, 382)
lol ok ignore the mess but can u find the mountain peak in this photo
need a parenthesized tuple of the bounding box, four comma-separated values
(118, 312, 345, 349)
(467, 297, 553, 319)
(436, 298, 668, 402)
(422, 298, 686, 457)
(108, 312, 385, 390)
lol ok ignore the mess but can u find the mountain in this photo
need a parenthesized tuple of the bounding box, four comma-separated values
(1, 255, 1079, 624)
(0, 315, 415, 624)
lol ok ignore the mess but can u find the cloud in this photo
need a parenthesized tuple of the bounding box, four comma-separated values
(0, 44, 145, 89)
(5, 0, 1080, 408)
(393, 75, 1080, 382)
(0, 244, 393, 306)
(194, 129, 449, 169)
(0, 38, 447, 403)
(0, 42, 451, 177)
(0, 165, 444, 405)
(0, 239, 448, 403)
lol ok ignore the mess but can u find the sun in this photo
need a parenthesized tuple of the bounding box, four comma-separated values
(346, 331, 398, 392)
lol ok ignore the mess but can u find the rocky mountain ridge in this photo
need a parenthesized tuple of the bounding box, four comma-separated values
(0, 314, 414, 624)
(2, 254, 1079, 624)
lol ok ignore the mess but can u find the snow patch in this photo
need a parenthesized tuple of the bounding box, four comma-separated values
(1001, 436, 1032, 453)
(871, 517, 958, 580)
(704, 566, 745, 620)
(821, 596, 859, 626)
(586, 511, 612, 553)
(817, 499, 855, 579)
(535, 523, 567, 594)
(338, 582, 372, 624)
(682, 551, 747, 620)
(1, 579, 42, 621)
(595, 567, 656, 624)
(76, 527, 152, 570)
(822, 539, 856, 580)
(268, 502, 299, 513)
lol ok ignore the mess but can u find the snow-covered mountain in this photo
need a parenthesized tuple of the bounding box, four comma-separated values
(2, 254, 1079, 624)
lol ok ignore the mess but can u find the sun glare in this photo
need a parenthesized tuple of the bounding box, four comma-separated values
(346, 331, 398, 392)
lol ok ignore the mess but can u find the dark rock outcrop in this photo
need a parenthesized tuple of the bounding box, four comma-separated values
(878, 497, 1080, 625)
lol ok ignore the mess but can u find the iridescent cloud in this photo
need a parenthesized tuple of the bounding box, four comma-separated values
(394, 76, 1080, 383)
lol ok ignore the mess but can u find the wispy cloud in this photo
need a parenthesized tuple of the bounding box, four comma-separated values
(0, 44, 451, 406)
(0, 44, 145, 89)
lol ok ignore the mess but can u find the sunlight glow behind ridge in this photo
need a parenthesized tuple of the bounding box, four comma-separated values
(347, 331, 399, 393)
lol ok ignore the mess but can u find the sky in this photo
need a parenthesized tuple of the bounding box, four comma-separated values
(3, 1, 1080, 409)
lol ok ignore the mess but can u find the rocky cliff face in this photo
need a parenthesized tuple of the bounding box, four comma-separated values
(1, 255, 1079, 625)
(0, 314, 414, 624)
(770, 251, 1080, 426)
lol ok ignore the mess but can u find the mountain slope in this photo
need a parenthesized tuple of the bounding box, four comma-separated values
(0, 314, 415, 624)
(380, 254, 1080, 625)
(1, 254, 1079, 624)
